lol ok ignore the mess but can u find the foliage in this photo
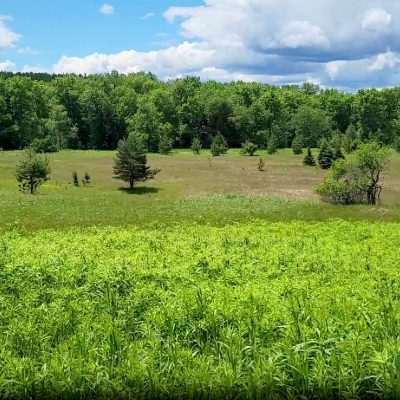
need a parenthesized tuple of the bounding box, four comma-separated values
(394, 136, 400, 153)
(158, 122, 174, 155)
(292, 135, 303, 155)
(83, 172, 91, 186)
(210, 133, 228, 157)
(0, 73, 400, 152)
(15, 148, 50, 194)
(303, 147, 316, 166)
(318, 139, 334, 169)
(113, 134, 159, 189)
(267, 133, 279, 154)
(240, 140, 258, 156)
(191, 137, 202, 155)
(1, 222, 400, 398)
(31, 137, 58, 153)
(317, 143, 390, 205)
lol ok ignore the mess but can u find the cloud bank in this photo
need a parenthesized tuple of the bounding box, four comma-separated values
(11, 1, 400, 89)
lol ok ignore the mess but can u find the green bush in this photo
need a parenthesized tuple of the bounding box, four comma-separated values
(210, 133, 228, 157)
(303, 147, 316, 166)
(318, 139, 334, 169)
(292, 135, 303, 155)
(240, 140, 258, 156)
(31, 137, 58, 153)
(191, 137, 202, 155)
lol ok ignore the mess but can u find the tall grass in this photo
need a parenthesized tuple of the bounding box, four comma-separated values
(1, 221, 400, 398)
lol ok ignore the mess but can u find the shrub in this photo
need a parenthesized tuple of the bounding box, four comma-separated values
(257, 158, 265, 171)
(303, 147, 316, 166)
(210, 134, 228, 157)
(16, 148, 50, 194)
(72, 171, 79, 187)
(318, 139, 334, 169)
(83, 172, 91, 186)
(394, 136, 400, 153)
(267, 134, 279, 154)
(31, 137, 58, 153)
(292, 135, 303, 155)
(158, 134, 173, 155)
(240, 140, 258, 156)
(191, 137, 202, 155)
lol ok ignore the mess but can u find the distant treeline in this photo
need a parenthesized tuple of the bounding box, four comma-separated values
(0, 71, 399, 152)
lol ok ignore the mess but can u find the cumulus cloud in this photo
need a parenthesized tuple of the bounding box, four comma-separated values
(0, 16, 20, 49)
(99, 4, 114, 15)
(0, 60, 16, 72)
(52, 0, 400, 89)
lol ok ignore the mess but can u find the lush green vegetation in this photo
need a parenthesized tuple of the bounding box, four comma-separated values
(1, 72, 400, 153)
(1, 221, 400, 398)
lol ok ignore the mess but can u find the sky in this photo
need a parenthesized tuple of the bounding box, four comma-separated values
(1, 0, 400, 90)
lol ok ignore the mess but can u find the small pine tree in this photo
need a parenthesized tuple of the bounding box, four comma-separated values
(113, 134, 159, 189)
(158, 134, 173, 155)
(257, 158, 265, 172)
(191, 137, 202, 155)
(72, 171, 79, 187)
(292, 135, 303, 155)
(210, 133, 228, 157)
(16, 148, 50, 194)
(83, 172, 91, 186)
(303, 147, 316, 166)
(267, 134, 279, 154)
(333, 145, 345, 161)
(240, 140, 258, 156)
(318, 139, 334, 169)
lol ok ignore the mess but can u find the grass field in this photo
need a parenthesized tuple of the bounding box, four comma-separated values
(2, 149, 400, 398)
(1, 149, 400, 230)
(1, 222, 400, 398)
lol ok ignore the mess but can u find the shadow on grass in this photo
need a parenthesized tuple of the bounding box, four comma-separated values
(118, 186, 161, 195)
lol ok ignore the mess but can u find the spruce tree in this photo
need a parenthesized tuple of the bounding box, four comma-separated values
(191, 137, 202, 155)
(240, 140, 258, 156)
(292, 135, 303, 155)
(318, 139, 334, 169)
(113, 134, 159, 189)
(210, 133, 228, 157)
(303, 147, 316, 166)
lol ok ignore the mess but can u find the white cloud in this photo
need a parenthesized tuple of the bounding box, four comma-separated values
(17, 46, 40, 55)
(0, 60, 15, 72)
(0, 17, 20, 49)
(49, 0, 400, 89)
(362, 8, 392, 32)
(100, 4, 114, 15)
(141, 12, 155, 20)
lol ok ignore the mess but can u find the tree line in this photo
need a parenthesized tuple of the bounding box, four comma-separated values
(1, 72, 400, 153)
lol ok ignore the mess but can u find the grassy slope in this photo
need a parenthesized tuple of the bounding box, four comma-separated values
(1, 222, 400, 398)
(0, 149, 400, 230)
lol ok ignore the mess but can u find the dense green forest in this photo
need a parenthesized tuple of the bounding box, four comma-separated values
(1, 71, 399, 152)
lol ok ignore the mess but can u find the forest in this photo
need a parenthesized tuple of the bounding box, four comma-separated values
(1, 71, 400, 153)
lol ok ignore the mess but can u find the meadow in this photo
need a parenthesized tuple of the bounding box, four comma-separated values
(2, 150, 400, 399)
(0, 149, 400, 231)
(1, 222, 400, 398)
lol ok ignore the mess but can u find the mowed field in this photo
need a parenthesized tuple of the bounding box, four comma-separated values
(0, 149, 400, 230)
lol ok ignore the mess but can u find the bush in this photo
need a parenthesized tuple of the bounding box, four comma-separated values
(303, 147, 316, 166)
(210, 134, 228, 157)
(240, 140, 258, 156)
(292, 135, 303, 155)
(16, 148, 50, 194)
(318, 139, 334, 169)
(158, 134, 173, 155)
(72, 171, 79, 187)
(31, 137, 58, 153)
(257, 158, 265, 171)
(267, 134, 278, 155)
(394, 136, 400, 153)
(191, 137, 202, 155)
(83, 172, 91, 186)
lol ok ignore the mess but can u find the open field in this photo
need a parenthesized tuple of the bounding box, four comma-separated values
(1, 221, 400, 398)
(1, 149, 400, 230)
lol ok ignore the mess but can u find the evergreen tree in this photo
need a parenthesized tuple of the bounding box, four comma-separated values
(210, 133, 228, 157)
(16, 148, 50, 194)
(158, 134, 173, 155)
(267, 134, 278, 154)
(113, 134, 159, 189)
(191, 137, 202, 154)
(318, 139, 334, 169)
(292, 135, 303, 155)
(303, 147, 316, 166)
(72, 171, 79, 186)
(394, 136, 400, 153)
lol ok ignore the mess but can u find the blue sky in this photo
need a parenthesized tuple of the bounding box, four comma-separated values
(1, 0, 400, 90)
